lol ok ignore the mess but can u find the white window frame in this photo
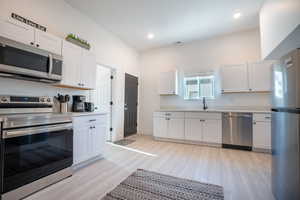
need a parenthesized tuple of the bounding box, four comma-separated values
(183, 74, 215, 100)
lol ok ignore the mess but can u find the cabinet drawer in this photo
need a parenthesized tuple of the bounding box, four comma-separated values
(73, 115, 107, 124)
(253, 113, 271, 122)
(185, 112, 221, 120)
(153, 112, 184, 118)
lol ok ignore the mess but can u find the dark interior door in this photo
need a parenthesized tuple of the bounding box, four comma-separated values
(124, 73, 138, 137)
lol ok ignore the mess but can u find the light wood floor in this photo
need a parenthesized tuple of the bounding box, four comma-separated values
(26, 135, 274, 200)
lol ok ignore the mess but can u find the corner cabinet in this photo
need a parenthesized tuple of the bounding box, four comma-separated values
(0, 18, 62, 55)
(58, 41, 96, 90)
(158, 70, 178, 95)
(73, 114, 107, 166)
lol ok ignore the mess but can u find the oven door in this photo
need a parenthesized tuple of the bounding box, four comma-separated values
(2, 123, 73, 194)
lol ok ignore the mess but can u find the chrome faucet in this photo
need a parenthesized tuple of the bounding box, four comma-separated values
(202, 97, 208, 110)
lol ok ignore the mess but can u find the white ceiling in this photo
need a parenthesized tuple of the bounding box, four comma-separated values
(65, 0, 266, 51)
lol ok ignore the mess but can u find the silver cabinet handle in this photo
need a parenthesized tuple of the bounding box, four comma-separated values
(3, 123, 73, 139)
(89, 119, 96, 122)
(48, 54, 53, 75)
(265, 116, 271, 119)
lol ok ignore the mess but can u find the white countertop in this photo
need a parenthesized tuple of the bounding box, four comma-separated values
(156, 106, 271, 113)
(71, 112, 109, 117)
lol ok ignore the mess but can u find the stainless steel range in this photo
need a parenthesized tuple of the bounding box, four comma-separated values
(0, 96, 73, 200)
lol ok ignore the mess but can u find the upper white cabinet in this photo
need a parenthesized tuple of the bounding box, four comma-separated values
(35, 29, 62, 55)
(158, 70, 178, 95)
(81, 49, 97, 89)
(59, 41, 96, 90)
(220, 64, 249, 93)
(253, 113, 271, 151)
(0, 18, 62, 55)
(221, 61, 273, 93)
(0, 18, 34, 45)
(260, 0, 300, 59)
(248, 61, 273, 92)
(73, 114, 107, 165)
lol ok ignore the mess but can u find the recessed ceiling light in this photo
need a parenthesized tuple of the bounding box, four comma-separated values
(147, 33, 154, 39)
(233, 12, 242, 19)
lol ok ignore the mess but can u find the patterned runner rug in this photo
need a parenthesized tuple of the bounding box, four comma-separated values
(101, 169, 224, 200)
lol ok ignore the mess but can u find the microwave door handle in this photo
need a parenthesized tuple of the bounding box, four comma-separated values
(2, 123, 73, 139)
(48, 54, 53, 76)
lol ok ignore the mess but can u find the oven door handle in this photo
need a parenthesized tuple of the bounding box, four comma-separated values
(3, 123, 73, 139)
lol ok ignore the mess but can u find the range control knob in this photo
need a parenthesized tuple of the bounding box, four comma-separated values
(40, 98, 45, 102)
(1, 97, 8, 103)
(47, 98, 51, 102)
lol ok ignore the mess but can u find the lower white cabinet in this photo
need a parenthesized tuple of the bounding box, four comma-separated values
(185, 114, 222, 144)
(153, 115, 184, 139)
(153, 112, 221, 145)
(253, 114, 271, 150)
(73, 114, 107, 165)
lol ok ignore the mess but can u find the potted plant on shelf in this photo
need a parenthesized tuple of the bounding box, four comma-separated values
(66, 34, 91, 50)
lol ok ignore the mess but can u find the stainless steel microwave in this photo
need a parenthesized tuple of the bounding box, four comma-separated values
(0, 36, 62, 83)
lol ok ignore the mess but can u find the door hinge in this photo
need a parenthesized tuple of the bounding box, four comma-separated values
(110, 101, 113, 106)
(110, 127, 113, 132)
(110, 75, 114, 80)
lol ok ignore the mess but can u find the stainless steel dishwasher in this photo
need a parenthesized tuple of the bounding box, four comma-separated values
(222, 112, 253, 150)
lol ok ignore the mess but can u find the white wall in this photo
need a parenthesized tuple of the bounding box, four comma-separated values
(139, 29, 270, 135)
(0, 0, 140, 141)
(260, 0, 300, 59)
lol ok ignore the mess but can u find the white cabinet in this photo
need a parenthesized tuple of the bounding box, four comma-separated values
(61, 41, 81, 87)
(59, 41, 96, 89)
(80, 49, 97, 89)
(35, 29, 62, 55)
(73, 114, 107, 165)
(153, 117, 168, 138)
(221, 64, 249, 93)
(0, 18, 62, 55)
(168, 118, 185, 140)
(184, 112, 222, 144)
(253, 114, 271, 150)
(158, 70, 178, 95)
(221, 61, 273, 93)
(248, 61, 273, 92)
(153, 112, 184, 139)
(202, 119, 222, 144)
(0, 18, 34, 45)
(260, 0, 300, 59)
(185, 119, 202, 141)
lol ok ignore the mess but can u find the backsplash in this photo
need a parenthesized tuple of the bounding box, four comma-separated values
(0, 77, 91, 111)
(160, 93, 271, 109)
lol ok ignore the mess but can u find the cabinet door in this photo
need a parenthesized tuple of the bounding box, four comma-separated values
(168, 118, 185, 140)
(153, 117, 168, 138)
(0, 19, 34, 45)
(61, 41, 81, 87)
(185, 118, 202, 141)
(91, 116, 107, 157)
(73, 118, 90, 165)
(159, 70, 178, 95)
(35, 29, 62, 55)
(80, 49, 96, 89)
(221, 64, 249, 92)
(248, 61, 273, 92)
(253, 121, 271, 149)
(202, 119, 222, 144)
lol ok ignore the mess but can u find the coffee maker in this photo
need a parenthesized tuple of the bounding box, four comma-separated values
(72, 95, 86, 112)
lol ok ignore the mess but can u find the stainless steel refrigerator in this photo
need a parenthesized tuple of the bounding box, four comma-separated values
(272, 49, 300, 200)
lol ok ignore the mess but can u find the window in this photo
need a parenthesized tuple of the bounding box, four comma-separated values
(184, 75, 215, 100)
